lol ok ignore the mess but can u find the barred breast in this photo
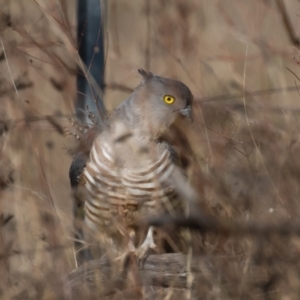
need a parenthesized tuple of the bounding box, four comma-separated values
(83, 130, 179, 231)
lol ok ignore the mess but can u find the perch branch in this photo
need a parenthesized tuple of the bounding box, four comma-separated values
(66, 253, 214, 294)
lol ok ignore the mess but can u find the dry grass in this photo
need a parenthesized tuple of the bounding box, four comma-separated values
(1, 0, 300, 299)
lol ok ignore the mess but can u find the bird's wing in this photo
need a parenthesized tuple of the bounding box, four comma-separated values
(69, 152, 88, 189)
(69, 125, 104, 189)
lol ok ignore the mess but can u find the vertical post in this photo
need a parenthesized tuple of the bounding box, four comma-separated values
(76, 0, 106, 124)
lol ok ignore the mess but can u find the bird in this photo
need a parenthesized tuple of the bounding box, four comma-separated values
(69, 69, 194, 263)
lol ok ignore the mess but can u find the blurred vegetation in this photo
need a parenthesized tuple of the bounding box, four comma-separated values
(1, 0, 300, 299)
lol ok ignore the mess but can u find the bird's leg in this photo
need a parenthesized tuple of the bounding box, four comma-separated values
(135, 226, 157, 268)
(128, 228, 136, 252)
(139, 226, 156, 250)
(116, 227, 157, 270)
(115, 228, 136, 268)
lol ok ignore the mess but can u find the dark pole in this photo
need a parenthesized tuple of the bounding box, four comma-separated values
(76, 0, 105, 124)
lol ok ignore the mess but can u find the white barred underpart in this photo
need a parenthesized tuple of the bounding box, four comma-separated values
(83, 140, 177, 230)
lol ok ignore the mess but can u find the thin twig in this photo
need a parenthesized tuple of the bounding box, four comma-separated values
(275, 0, 299, 46)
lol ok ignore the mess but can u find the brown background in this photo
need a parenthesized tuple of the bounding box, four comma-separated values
(1, 0, 300, 299)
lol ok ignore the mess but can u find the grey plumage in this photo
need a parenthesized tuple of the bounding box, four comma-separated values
(70, 69, 193, 259)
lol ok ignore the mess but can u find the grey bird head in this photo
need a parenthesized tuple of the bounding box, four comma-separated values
(128, 69, 193, 137)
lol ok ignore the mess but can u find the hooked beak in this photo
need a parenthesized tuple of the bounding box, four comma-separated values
(180, 105, 193, 122)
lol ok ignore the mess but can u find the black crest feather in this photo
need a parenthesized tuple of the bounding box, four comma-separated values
(138, 69, 153, 80)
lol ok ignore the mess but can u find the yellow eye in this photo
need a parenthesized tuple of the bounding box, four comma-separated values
(163, 95, 175, 105)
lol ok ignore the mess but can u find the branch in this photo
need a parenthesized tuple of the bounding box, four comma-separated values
(142, 213, 300, 237)
(275, 0, 299, 46)
(66, 253, 212, 295)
